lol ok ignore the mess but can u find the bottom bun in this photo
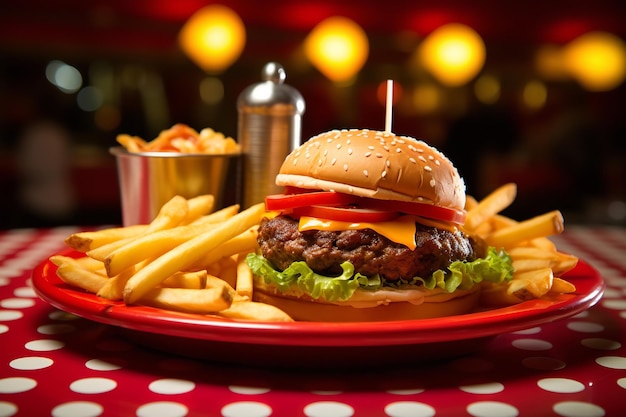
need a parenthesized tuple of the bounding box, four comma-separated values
(252, 286, 481, 322)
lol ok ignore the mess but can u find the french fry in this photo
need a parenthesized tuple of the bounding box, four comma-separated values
(507, 267, 554, 300)
(465, 183, 516, 231)
(104, 218, 234, 277)
(512, 258, 555, 273)
(51, 256, 109, 293)
(96, 266, 137, 301)
(218, 300, 294, 322)
(139, 286, 232, 314)
(179, 194, 215, 225)
(190, 226, 259, 270)
(65, 225, 148, 252)
(235, 252, 254, 299)
(553, 252, 579, 275)
(550, 277, 577, 294)
(161, 270, 207, 289)
(123, 203, 265, 305)
(186, 204, 240, 226)
(485, 210, 564, 249)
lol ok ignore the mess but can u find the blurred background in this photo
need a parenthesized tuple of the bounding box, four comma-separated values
(1, 0, 625, 229)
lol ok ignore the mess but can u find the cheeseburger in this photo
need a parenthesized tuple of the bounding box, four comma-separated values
(247, 129, 513, 321)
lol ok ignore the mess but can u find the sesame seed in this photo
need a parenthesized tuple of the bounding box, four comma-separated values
(430, 179, 436, 187)
(424, 165, 432, 172)
(396, 148, 402, 153)
(386, 160, 390, 167)
(435, 160, 440, 165)
(343, 164, 349, 171)
(383, 146, 389, 151)
(363, 169, 369, 177)
(417, 148, 424, 153)
(364, 152, 372, 157)
(336, 144, 342, 149)
(348, 148, 353, 155)
(323, 150, 328, 156)
(368, 145, 375, 150)
(409, 157, 416, 164)
(318, 159, 323, 167)
(293, 158, 297, 166)
(305, 153, 311, 159)
(382, 170, 387, 178)
(428, 155, 434, 160)
(331, 158, 337, 166)
(418, 155, 427, 162)
(376, 153, 383, 158)
(347, 139, 351, 145)
(348, 186, 354, 193)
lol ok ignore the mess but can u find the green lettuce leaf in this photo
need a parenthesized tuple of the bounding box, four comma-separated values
(246, 247, 513, 303)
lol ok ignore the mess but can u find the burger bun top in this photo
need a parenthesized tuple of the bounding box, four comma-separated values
(276, 129, 466, 210)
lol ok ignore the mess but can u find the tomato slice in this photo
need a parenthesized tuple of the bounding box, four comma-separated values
(292, 206, 400, 223)
(265, 191, 354, 211)
(265, 190, 466, 224)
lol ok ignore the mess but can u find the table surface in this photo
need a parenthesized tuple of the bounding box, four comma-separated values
(1, 225, 625, 417)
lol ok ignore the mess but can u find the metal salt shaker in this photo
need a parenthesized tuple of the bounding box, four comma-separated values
(237, 62, 305, 208)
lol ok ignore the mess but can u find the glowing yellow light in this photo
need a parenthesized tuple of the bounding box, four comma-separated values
(304, 16, 369, 83)
(179, 5, 246, 73)
(474, 75, 500, 104)
(522, 80, 548, 110)
(419, 23, 486, 87)
(563, 31, 626, 91)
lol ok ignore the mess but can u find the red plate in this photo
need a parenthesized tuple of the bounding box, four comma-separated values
(32, 249, 604, 368)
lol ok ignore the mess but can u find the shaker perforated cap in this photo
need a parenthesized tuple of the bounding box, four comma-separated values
(237, 62, 305, 115)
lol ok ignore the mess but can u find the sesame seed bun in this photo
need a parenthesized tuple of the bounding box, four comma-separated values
(276, 129, 466, 210)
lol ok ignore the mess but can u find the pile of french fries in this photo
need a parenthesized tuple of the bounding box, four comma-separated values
(117, 123, 240, 154)
(51, 194, 293, 322)
(463, 183, 578, 305)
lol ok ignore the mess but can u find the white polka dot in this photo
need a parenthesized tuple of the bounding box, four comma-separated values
(602, 299, 626, 310)
(387, 388, 425, 395)
(0, 324, 8, 334)
(617, 377, 626, 389)
(13, 286, 37, 298)
(466, 401, 519, 417)
(229, 385, 271, 395)
(136, 401, 188, 417)
(460, 382, 504, 394)
(537, 378, 585, 393)
(25, 339, 65, 351)
(522, 357, 566, 371)
(0, 377, 37, 393)
(52, 401, 104, 417)
(595, 356, 626, 369)
(10, 356, 53, 370)
(602, 287, 622, 298)
(37, 323, 75, 334)
(512, 338, 553, 351)
(304, 401, 354, 417)
(385, 401, 436, 417)
(0, 278, 9, 287)
(85, 358, 123, 371)
(553, 401, 605, 417)
(0, 310, 23, 321)
(581, 338, 621, 350)
(567, 321, 604, 333)
(512, 326, 541, 334)
(221, 401, 272, 417)
(0, 401, 18, 417)
(149, 379, 195, 395)
(0, 298, 35, 309)
(70, 378, 117, 394)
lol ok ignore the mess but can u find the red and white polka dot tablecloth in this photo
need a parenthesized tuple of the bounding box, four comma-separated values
(1, 225, 625, 417)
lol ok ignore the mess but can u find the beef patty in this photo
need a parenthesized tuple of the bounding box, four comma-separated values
(257, 215, 482, 281)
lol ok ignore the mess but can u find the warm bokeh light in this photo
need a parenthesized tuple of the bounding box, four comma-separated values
(304, 16, 369, 83)
(178, 5, 246, 73)
(563, 31, 626, 91)
(522, 80, 548, 110)
(474, 74, 500, 104)
(419, 23, 486, 87)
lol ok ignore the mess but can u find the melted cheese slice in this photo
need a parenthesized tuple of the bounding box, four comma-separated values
(298, 214, 460, 250)
(299, 215, 419, 249)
